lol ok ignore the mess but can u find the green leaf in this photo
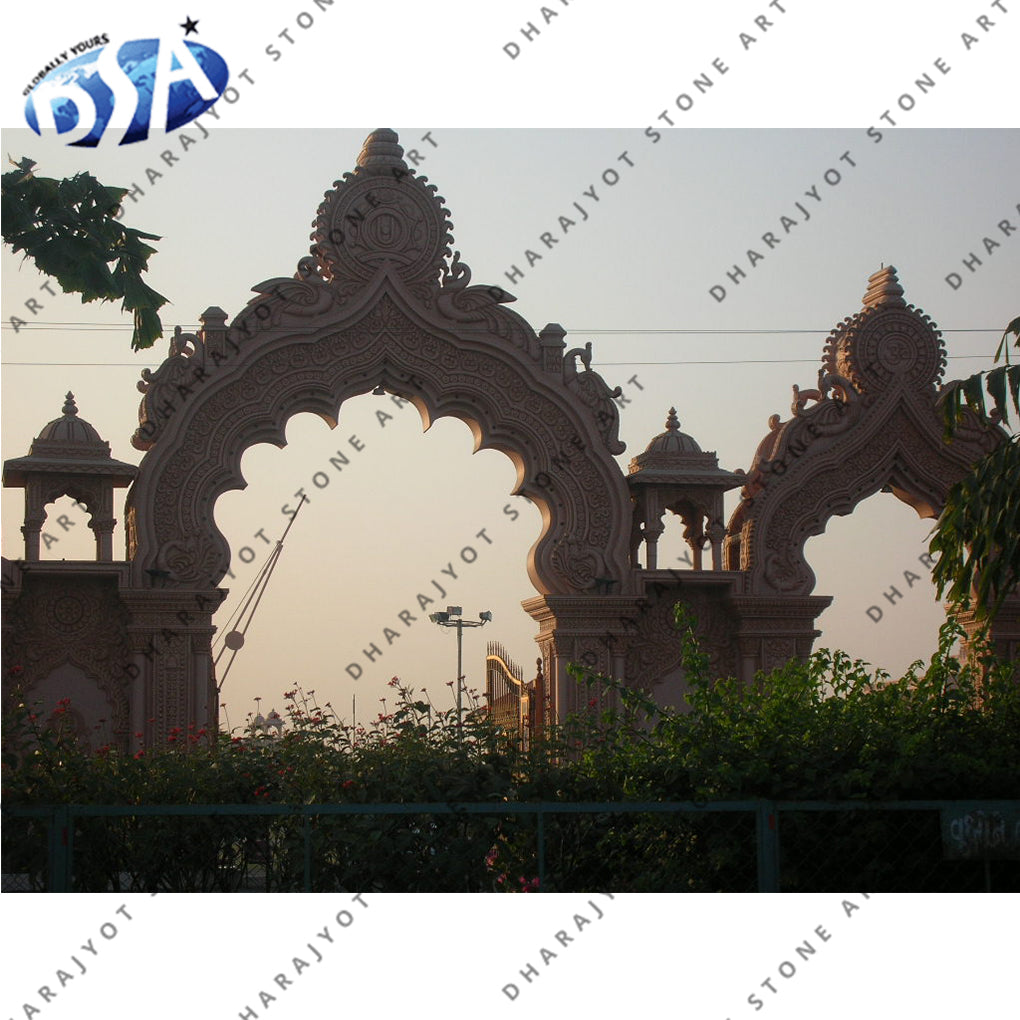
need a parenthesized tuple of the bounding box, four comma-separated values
(986, 365, 1009, 425)
(1, 157, 166, 351)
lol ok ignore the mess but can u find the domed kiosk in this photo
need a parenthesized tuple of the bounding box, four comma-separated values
(3, 393, 137, 562)
(627, 407, 745, 572)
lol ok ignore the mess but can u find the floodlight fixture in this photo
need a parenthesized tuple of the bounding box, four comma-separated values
(429, 603, 493, 734)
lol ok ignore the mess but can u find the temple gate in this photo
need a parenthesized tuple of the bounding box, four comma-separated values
(3, 130, 1016, 748)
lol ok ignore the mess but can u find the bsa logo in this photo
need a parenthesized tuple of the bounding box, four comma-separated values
(24, 35, 229, 146)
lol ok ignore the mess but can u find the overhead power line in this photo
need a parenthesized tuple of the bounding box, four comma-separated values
(0, 322, 1005, 333)
(0, 354, 1000, 368)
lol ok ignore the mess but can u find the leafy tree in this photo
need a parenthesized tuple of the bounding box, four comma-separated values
(931, 316, 1020, 620)
(1, 156, 167, 349)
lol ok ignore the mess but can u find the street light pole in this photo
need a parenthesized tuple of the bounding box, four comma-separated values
(455, 617, 464, 730)
(428, 606, 493, 734)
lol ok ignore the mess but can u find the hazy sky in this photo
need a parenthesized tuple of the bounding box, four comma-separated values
(3, 126, 1017, 728)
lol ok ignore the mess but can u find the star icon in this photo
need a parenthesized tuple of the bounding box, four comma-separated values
(180, 16, 199, 35)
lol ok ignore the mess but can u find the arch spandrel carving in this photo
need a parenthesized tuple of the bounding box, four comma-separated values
(126, 130, 633, 596)
(727, 265, 1008, 597)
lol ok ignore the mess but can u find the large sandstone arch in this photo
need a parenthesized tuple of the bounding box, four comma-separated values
(125, 129, 634, 597)
(726, 266, 1008, 597)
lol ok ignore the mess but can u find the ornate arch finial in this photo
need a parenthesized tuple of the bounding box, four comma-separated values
(62, 392, 79, 416)
(665, 407, 680, 431)
(862, 264, 906, 310)
(310, 128, 453, 304)
(820, 265, 945, 394)
(355, 128, 408, 175)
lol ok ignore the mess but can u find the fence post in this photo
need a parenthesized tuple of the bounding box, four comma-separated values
(47, 805, 71, 892)
(756, 800, 780, 892)
(537, 810, 546, 892)
(303, 814, 312, 892)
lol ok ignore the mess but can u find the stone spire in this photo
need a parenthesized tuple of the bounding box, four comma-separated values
(862, 264, 906, 310)
(62, 392, 78, 416)
(356, 128, 408, 176)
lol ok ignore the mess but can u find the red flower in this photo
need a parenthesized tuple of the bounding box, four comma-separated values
(134, 750, 145, 759)
(342, 779, 356, 790)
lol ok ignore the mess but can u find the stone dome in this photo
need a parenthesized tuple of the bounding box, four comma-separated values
(36, 393, 104, 445)
(643, 407, 702, 455)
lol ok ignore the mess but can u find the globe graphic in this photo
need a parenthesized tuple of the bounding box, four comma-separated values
(25, 39, 229, 146)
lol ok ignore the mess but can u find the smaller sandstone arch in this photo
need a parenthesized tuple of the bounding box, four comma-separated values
(726, 266, 1008, 599)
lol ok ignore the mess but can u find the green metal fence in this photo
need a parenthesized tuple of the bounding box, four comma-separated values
(3, 799, 1018, 892)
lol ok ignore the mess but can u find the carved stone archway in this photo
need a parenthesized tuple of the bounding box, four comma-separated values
(125, 129, 633, 599)
(6, 137, 1015, 753)
(726, 266, 1008, 599)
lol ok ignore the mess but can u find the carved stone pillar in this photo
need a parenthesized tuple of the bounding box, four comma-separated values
(707, 518, 726, 571)
(523, 593, 646, 722)
(643, 520, 665, 571)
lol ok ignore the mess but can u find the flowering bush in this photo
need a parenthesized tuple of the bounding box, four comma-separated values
(3, 609, 1018, 891)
